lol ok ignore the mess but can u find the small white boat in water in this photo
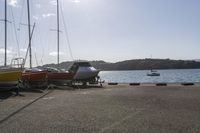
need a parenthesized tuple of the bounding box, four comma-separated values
(147, 70, 160, 76)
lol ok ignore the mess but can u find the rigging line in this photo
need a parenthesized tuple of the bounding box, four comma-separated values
(10, 6, 20, 57)
(34, 53, 39, 66)
(37, 25, 45, 66)
(40, 44, 44, 66)
(19, 0, 25, 29)
(60, 3, 74, 61)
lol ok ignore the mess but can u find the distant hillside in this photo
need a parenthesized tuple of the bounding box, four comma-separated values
(40, 59, 200, 71)
(194, 59, 200, 62)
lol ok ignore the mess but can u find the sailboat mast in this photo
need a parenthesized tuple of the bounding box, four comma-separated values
(57, 0, 60, 68)
(27, 0, 32, 68)
(4, 0, 7, 66)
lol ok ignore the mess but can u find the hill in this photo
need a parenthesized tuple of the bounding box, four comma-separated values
(40, 59, 200, 71)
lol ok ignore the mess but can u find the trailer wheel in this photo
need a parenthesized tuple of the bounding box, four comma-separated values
(83, 82, 87, 86)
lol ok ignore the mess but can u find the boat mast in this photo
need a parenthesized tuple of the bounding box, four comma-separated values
(27, 0, 32, 68)
(57, 0, 60, 68)
(4, 0, 7, 66)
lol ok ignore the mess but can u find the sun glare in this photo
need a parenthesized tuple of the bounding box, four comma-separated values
(72, 0, 80, 3)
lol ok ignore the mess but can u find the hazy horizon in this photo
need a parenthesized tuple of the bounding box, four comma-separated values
(0, 0, 200, 67)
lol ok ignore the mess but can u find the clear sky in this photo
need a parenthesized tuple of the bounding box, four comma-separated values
(0, 0, 200, 66)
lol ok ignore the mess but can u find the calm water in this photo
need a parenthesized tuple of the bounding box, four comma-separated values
(99, 69, 200, 83)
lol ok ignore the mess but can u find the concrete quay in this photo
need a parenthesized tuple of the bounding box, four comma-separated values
(0, 84, 200, 133)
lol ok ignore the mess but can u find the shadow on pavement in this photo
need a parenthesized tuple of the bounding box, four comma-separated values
(72, 85, 104, 89)
(0, 91, 15, 100)
(20, 88, 44, 93)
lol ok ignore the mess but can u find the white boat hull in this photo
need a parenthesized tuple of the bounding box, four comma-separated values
(147, 73, 160, 76)
(73, 67, 100, 80)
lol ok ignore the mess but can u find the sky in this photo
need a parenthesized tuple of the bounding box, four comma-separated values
(0, 0, 200, 67)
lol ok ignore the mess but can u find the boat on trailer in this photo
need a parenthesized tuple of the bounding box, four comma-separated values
(44, 67, 74, 86)
(0, 0, 24, 94)
(21, 68, 48, 89)
(19, 0, 48, 89)
(42, 0, 74, 86)
(69, 62, 102, 85)
(0, 58, 24, 92)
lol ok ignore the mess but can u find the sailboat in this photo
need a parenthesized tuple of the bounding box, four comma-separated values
(43, 0, 100, 86)
(147, 69, 160, 76)
(45, 0, 74, 86)
(0, 0, 24, 90)
(20, 0, 48, 89)
(48, 0, 100, 86)
(0, 58, 24, 88)
(147, 57, 160, 76)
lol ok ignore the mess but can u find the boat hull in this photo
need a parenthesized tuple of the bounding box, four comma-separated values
(73, 67, 100, 81)
(0, 70, 22, 87)
(22, 71, 48, 88)
(22, 71, 47, 81)
(47, 72, 74, 85)
(147, 73, 160, 76)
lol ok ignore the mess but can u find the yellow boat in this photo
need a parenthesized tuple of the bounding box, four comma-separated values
(0, 69, 22, 85)
(0, 58, 24, 87)
(0, 1, 24, 90)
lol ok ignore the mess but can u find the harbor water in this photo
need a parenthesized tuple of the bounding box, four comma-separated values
(99, 69, 200, 83)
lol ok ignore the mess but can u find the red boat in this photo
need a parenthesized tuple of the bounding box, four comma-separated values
(21, 68, 48, 89)
(38, 0, 74, 87)
(44, 67, 74, 86)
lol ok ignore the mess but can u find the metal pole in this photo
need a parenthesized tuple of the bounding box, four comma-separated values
(4, 0, 7, 66)
(24, 23, 36, 67)
(27, 0, 32, 68)
(57, 0, 60, 68)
